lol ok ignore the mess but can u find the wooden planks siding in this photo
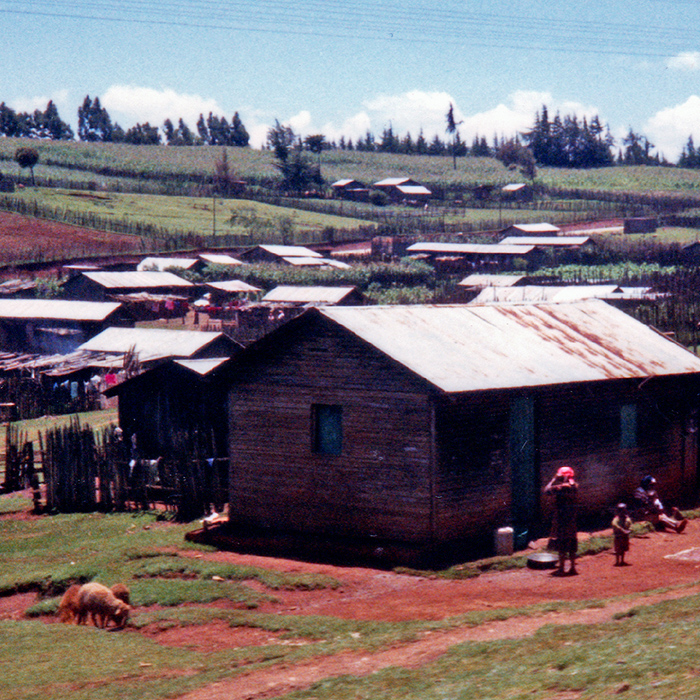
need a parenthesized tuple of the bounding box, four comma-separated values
(228, 317, 435, 542)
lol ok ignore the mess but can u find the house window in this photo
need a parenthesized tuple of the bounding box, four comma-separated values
(620, 403, 637, 449)
(312, 404, 343, 455)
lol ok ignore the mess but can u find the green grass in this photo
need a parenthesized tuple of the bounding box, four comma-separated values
(3, 505, 700, 699)
(4, 187, 372, 241)
(5, 136, 700, 197)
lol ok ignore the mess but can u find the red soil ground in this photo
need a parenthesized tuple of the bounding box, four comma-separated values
(0, 209, 141, 268)
(4, 513, 700, 700)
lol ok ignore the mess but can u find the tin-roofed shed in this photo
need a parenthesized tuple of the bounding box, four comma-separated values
(226, 301, 700, 564)
(79, 327, 239, 365)
(0, 299, 133, 353)
(262, 285, 364, 306)
(63, 271, 195, 302)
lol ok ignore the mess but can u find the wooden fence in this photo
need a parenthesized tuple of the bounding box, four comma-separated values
(1, 419, 227, 521)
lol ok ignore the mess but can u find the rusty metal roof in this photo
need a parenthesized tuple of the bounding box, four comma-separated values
(0, 299, 123, 321)
(318, 301, 700, 393)
(79, 327, 226, 361)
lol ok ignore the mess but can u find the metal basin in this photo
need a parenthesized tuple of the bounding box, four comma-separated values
(526, 551, 559, 569)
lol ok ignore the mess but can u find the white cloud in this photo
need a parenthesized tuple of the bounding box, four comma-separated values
(667, 52, 700, 71)
(101, 85, 223, 129)
(464, 91, 600, 141)
(10, 90, 71, 116)
(645, 95, 700, 159)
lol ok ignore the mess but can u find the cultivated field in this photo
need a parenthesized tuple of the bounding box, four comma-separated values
(0, 209, 143, 266)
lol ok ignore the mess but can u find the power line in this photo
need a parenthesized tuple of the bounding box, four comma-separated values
(1, 0, 696, 58)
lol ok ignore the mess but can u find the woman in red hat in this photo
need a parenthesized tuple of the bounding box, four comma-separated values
(544, 466, 579, 576)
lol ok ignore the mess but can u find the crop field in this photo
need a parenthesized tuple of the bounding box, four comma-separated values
(1, 188, 376, 257)
(0, 209, 143, 266)
(4, 136, 700, 198)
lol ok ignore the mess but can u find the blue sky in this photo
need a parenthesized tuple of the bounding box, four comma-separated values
(2, 0, 700, 159)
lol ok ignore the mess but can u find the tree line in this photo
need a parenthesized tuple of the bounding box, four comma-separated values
(1, 96, 698, 169)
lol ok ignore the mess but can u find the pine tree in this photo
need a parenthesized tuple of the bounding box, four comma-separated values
(230, 112, 249, 147)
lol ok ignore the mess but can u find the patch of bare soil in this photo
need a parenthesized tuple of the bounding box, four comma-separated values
(14, 518, 700, 700)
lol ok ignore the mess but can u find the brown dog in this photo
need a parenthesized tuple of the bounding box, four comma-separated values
(75, 582, 131, 629)
(57, 584, 82, 623)
(110, 583, 130, 606)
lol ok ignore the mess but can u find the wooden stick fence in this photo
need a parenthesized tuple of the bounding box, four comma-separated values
(4, 420, 227, 521)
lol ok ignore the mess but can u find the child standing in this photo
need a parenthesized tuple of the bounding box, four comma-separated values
(612, 503, 632, 566)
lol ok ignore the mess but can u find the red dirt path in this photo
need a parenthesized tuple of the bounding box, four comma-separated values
(5, 518, 700, 700)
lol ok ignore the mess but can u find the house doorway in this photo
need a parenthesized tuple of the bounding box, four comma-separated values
(509, 395, 538, 549)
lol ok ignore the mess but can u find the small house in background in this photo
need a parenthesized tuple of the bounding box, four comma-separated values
(458, 274, 536, 295)
(500, 222, 561, 237)
(406, 241, 539, 272)
(499, 236, 595, 251)
(237, 244, 322, 264)
(469, 285, 664, 306)
(373, 177, 432, 204)
(204, 280, 262, 307)
(261, 285, 365, 307)
(501, 183, 533, 202)
(104, 357, 232, 462)
(136, 257, 201, 273)
(62, 271, 195, 302)
(624, 217, 658, 234)
(0, 299, 133, 354)
(224, 301, 700, 565)
(330, 179, 370, 202)
(78, 327, 239, 367)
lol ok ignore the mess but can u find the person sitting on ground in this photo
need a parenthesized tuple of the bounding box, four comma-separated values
(633, 475, 687, 533)
(544, 466, 579, 576)
(612, 503, 632, 566)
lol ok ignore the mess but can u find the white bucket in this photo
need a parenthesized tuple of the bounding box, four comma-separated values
(495, 526, 514, 556)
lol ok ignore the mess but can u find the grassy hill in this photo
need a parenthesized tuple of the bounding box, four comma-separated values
(3, 137, 700, 198)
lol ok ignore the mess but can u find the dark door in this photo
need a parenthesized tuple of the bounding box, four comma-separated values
(510, 395, 538, 547)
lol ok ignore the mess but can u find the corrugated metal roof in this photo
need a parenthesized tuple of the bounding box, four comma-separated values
(263, 285, 358, 304)
(199, 253, 244, 266)
(258, 245, 322, 258)
(0, 299, 123, 321)
(499, 236, 593, 247)
(506, 223, 561, 234)
(318, 301, 700, 393)
(397, 185, 432, 195)
(470, 286, 656, 304)
(408, 242, 536, 255)
(206, 280, 262, 293)
(82, 271, 194, 289)
(79, 327, 224, 361)
(374, 177, 413, 186)
(137, 257, 199, 271)
(282, 257, 350, 268)
(459, 274, 529, 288)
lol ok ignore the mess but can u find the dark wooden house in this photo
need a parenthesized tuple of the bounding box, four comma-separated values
(104, 357, 232, 460)
(226, 301, 700, 563)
